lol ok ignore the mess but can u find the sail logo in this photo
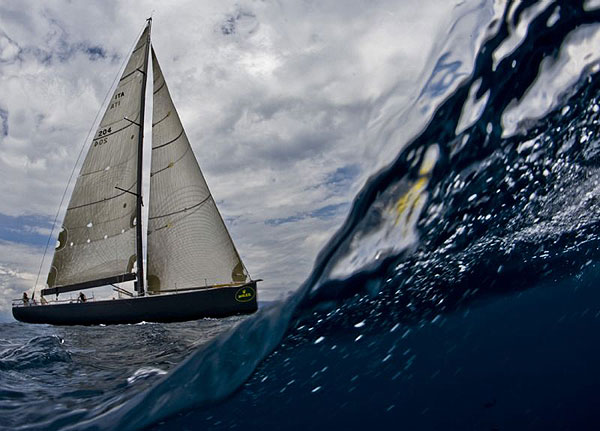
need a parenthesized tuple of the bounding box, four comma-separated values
(235, 286, 255, 302)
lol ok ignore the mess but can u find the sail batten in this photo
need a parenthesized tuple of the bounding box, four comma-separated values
(45, 26, 151, 291)
(147, 47, 249, 293)
(89, 117, 138, 139)
(153, 81, 166, 95)
(148, 194, 211, 220)
(67, 183, 136, 210)
(152, 129, 184, 149)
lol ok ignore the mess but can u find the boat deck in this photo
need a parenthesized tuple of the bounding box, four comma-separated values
(12, 282, 258, 325)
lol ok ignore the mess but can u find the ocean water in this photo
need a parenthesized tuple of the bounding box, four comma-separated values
(3, 0, 600, 429)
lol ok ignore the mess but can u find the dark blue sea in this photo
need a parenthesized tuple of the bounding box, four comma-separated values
(3, 1, 600, 429)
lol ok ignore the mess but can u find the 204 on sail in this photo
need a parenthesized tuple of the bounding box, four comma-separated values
(12, 20, 259, 325)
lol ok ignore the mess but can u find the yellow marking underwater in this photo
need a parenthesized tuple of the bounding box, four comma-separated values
(395, 176, 427, 226)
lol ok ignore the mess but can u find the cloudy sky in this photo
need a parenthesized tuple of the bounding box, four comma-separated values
(0, 0, 507, 320)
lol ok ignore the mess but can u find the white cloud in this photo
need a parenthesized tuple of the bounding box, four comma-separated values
(0, 240, 44, 321)
(0, 0, 497, 316)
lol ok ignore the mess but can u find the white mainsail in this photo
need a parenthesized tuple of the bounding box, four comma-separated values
(46, 27, 150, 290)
(146, 48, 247, 293)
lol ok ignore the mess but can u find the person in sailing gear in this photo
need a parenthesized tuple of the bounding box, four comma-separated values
(78, 292, 87, 303)
(22, 292, 29, 306)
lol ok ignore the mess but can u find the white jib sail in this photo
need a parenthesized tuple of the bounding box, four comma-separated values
(147, 48, 247, 293)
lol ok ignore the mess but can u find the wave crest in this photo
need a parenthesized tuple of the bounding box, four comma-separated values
(0, 335, 70, 371)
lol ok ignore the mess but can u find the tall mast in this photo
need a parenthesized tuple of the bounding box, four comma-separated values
(136, 18, 151, 296)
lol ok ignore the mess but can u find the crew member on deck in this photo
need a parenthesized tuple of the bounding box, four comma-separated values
(22, 292, 29, 306)
(78, 292, 87, 303)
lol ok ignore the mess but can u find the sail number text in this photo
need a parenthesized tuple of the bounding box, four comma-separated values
(110, 91, 125, 110)
(97, 127, 112, 137)
(94, 137, 108, 147)
(95, 127, 112, 146)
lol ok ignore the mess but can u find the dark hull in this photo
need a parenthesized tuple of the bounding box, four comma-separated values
(12, 283, 257, 325)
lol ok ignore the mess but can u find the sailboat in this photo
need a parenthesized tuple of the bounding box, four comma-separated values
(12, 19, 259, 325)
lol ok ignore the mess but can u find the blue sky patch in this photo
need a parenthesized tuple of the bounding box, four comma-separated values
(265, 202, 348, 226)
(0, 108, 7, 136)
(83, 45, 106, 60)
(325, 164, 360, 187)
(0, 213, 54, 248)
(32, 40, 106, 65)
(264, 214, 304, 226)
(310, 202, 348, 220)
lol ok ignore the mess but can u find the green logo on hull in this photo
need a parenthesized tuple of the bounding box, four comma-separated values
(235, 286, 255, 302)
